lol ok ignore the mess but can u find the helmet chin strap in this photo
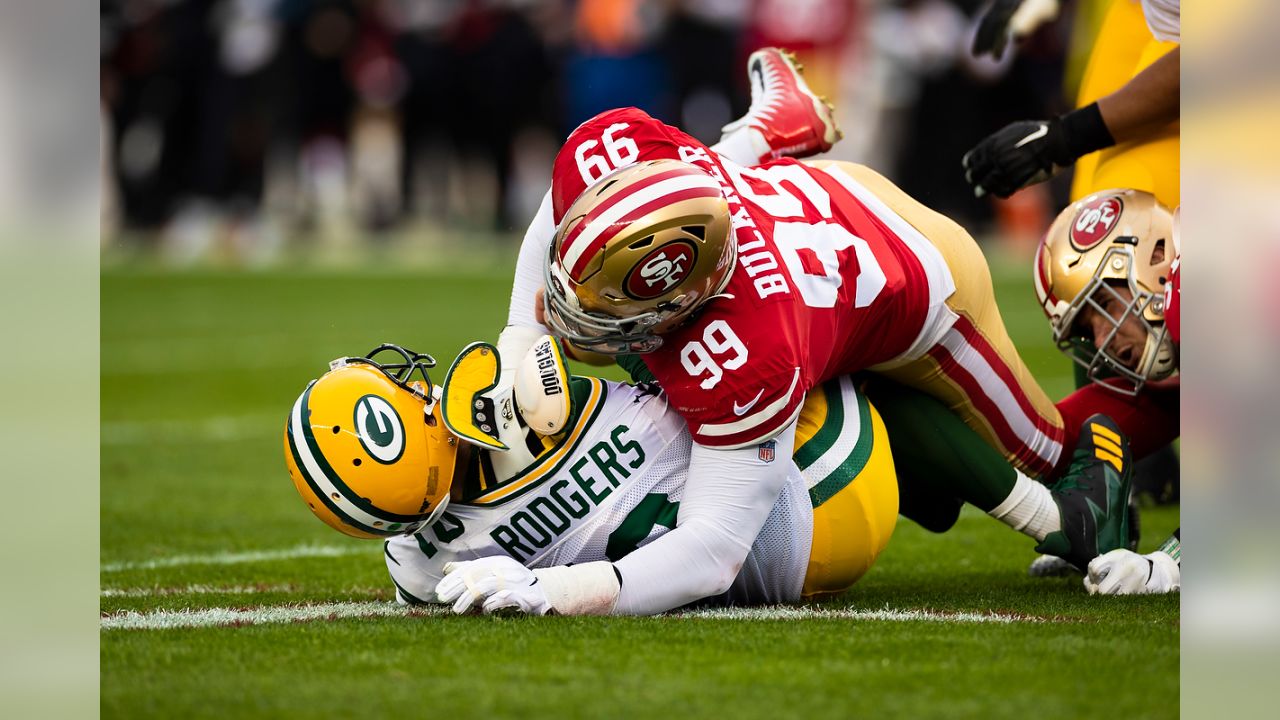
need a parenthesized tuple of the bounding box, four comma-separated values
(1138, 326, 1177, 382)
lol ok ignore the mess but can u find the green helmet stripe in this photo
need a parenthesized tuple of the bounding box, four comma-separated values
(292, 384, 424, 527)
(286, 414, 386, 536)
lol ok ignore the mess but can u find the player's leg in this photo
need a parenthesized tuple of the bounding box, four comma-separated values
(832, 162, 1066, 479)
(792, 376, 898, 599)
(712, 47, 842, 167)
(865, 375, 1135, 571)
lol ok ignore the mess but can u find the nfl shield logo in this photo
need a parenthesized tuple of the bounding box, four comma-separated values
(758, 440, 776, 463)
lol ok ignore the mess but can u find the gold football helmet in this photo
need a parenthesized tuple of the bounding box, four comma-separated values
(283, 344, 458, 539)
(1034, 189, 1176, 394)
(544, 159, 735, 354)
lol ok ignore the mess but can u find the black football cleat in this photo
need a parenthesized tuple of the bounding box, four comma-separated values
(1035, 414, 1134, 572)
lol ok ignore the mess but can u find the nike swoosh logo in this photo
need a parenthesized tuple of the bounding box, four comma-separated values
(1014, 123, 1048, 148)
(733, 388, 766, 416)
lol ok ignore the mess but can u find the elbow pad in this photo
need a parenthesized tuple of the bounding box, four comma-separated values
(514, 335, 572, 435)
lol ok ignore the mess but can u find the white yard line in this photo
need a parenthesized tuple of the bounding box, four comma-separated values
(101, 584, 298, 597)
(678, 605, 1049, 624)
(101, 601, 443, 630)
(101, 544, 369, 572)
(102, 600, 1056, 631)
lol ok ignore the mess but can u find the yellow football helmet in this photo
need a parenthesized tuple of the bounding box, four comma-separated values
(544, 159, 735, 354)
(283, 344, 459, 539)
(1034, 189, 1176, 394)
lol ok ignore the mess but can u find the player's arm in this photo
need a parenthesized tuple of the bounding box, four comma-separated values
(436, 424, 796, 615)
(970, 0, 1062, 60)
(962, 47, 1179, 198)
(611, 427, 795, 613)
(1096, 46, 1180, 145)
(496, 189, 556, 378)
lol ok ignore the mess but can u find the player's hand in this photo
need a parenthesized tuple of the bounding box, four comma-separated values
(961, 118, 1068, 198)
(436, 556, 553, 615)
(972, 0, 1024, 59)
(1084, 549, 1181, 595)
(972, 0, 1061, 60)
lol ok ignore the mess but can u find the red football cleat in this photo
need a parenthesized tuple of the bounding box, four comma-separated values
(722, 48, 842, 162)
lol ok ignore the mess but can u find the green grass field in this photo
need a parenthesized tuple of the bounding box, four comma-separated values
(101, 254, 1179, 719)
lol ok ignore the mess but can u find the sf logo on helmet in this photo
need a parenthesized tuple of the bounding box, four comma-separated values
(354, 394, 404, 464)
(625, 241, 697, 300)
(1070, 195, 1123, 250)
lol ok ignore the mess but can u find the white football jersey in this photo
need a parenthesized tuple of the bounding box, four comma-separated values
(1141, 0, 1179, 42)
(385, 376, 815, 607)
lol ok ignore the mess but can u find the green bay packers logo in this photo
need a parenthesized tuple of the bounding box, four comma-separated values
(354, 394, 405, 464)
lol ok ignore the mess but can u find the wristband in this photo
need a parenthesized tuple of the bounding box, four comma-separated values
(533, 561, 622, 616)
(1058, 102, 1116, 161)
(1157, 533, 1181, 564)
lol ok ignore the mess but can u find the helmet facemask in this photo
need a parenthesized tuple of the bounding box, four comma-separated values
(543, 251, 688, 355)
(544, 159, 736, 356)
(1053, 247, 1177, 395)
(333, 343, 440, 407)
(285, 344, 456, 539)
(1035, 189, 1177, 396)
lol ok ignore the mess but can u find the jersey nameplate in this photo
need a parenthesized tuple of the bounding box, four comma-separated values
(489, 424, 645, 562)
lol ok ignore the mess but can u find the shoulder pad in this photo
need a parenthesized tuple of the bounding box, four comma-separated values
(515, 335, 572, 435)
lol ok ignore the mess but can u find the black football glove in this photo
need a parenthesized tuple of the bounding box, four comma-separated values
(962, 103, 1115, 198)
(972, 0, 1025, 60)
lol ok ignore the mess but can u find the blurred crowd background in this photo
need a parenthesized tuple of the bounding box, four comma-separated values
(101, 0, 1091, 266)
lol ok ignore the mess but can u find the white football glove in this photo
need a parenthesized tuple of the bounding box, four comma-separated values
(436, 556, 553, 615)
(436, 557, 622, 616)
(1084, 549, 1180, 595)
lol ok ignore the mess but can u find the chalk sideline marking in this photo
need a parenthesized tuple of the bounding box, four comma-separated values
(102, 544, 369, 572)
(101, 601, 443, 630)
(101, 584, 298, 598)
(680, 606, 1049, 624)
(102, 601, 1054, 631)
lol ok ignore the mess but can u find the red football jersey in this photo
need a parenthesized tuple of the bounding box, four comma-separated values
(552, 108, 939, 448)
(1164, 254, 1180, 345)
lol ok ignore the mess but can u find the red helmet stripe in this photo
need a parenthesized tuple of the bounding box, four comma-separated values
(558, 168, 722, 277)
(566, 186, 722, 277)
(559, 166, 694, 252)
(1034, 240, 1058, 307)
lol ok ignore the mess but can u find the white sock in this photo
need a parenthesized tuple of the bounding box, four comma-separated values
(711, 127, 765, 167)
(988, 472, 1061, 542)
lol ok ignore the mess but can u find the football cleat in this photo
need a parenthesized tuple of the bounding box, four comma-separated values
(284, 344, 458, 539)
(721, 47, 842, 162)
(1027, 554, 1078, 577)
(1035, 414, 1134, 572)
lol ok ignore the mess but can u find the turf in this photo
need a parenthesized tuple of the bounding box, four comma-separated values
(101, 254, 1179, 719)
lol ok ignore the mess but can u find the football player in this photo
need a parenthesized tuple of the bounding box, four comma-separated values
(1033, 190, 1181, 594)
(479, 49, 1138, 611)
(283, 340, 900, 615)
(964, 0, 1180, 206)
